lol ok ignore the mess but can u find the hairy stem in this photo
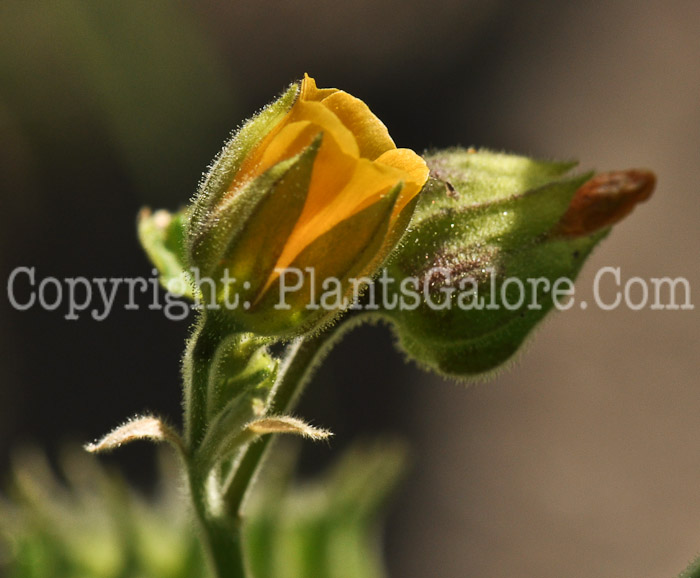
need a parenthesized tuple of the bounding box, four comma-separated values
(183, 311, 350, 577)
(183, 311, 248, 577)
(187, 466, 247, 578)
(222, 326, 341, 519)
(183, 312, 223, 450)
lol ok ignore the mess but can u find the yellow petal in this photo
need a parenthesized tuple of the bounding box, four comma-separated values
(301, 73, 337, 101)
(376, 148, 429, 184)
(232, 99, 359, 190)
(231, 76, 341, 188)
(299, 129, 359, 218)
(255, 120, 317, 175)
(286, 99, 359, 158)
(228, 75, 430, 292)
(375, 148, 429, 214)
(274, 158, 406, 271)
(320, 91, 396, 160)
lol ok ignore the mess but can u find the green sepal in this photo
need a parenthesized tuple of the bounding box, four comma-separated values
(384, 231, 606, 378)
(188, 138, 319, 294)
(420, 147, 577, 212)
(402, 172, 591, 263)
(246, 184, 402, 336)
(365, 189, 421, 272)
(215, 134, 322, 305)
(137, 207, 194, 299)
(381, 148, 609, 380)
(188, 82, 299, 236)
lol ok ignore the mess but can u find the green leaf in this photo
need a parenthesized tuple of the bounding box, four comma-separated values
(0, 447, 207, 578)
(137, 207, 194, 299)
(244, 441, 407, 578)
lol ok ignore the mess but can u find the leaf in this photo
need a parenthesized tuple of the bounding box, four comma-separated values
(137, 207, 195, 299)
(245, 416, 332, 441)
(244, 441, 407, 578)
(85, 415, 183, 454)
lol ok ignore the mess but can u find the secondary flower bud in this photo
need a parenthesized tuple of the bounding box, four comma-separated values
(379, 149, 655, 379)
(186, 75, 429, 337)
(552, 169, 656, 237)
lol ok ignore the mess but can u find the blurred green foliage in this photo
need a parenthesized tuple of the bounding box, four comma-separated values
(0, 449, 207, 578)
(245, 441, 407, 578)
(1, 442, 407, 578)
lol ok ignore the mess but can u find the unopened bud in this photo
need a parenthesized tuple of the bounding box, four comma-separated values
(379, 149, 655, 379)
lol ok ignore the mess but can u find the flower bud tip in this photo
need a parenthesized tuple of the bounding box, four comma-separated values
(554, 169, 656, 237)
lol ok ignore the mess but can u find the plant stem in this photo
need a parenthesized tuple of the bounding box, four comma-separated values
(222, 326, 340, 519)
(183, 310, 248, 578)
(188, 468, 247, 578)
(183, 310, 348, 577)
(184, 312, 221, 450)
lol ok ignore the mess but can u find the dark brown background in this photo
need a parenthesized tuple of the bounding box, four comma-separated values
(1, 1, 698, 577)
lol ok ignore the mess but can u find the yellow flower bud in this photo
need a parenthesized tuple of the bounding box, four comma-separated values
(188, 75, 429, 336)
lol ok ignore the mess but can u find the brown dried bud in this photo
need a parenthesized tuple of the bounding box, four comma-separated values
(553, 169, 656, 238)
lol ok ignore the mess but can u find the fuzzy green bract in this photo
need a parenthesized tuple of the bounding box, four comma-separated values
(379, 149, 608, 379)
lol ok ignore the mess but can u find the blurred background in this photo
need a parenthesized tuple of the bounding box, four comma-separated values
(1, 0, 698, 576)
